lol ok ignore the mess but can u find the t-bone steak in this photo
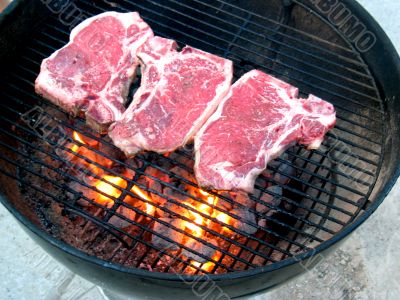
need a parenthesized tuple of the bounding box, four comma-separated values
(35, 12, 153, 133)
(109, 36, 233, 156)
(194, 70, 336, 193)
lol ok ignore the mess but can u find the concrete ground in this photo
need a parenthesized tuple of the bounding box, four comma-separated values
(0, 0, 399, 299)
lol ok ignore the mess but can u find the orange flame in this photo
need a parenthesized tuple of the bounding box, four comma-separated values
(70, 131, 86, 153)
(199, 189, 210, 197)
(131, 185, 155, 216)
(95, 175, 126, 205)
(191, 251, 221, 272)
(72, 131, 85, 144)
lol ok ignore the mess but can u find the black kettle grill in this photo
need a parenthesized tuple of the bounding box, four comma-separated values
(0, 0, 399, 299)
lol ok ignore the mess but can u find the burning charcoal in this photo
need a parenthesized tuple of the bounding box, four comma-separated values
(164, 201, 191, 219)
(268, 153, 289, 169)
(230, 207, 257, 235)
(55, 143, 80, 162)
(149, 181, 167, 205)
(169, 152, 194, 169)
(256, 186, 282, 215)
(283, 201, 293, 211)
(145, 166, 169, 182)
(77, 131, 100, 147)
(108, 205, 136, 228)
(170, 166, 195, 183)
(274, 163, 296, 185)
(152, 218, 185, 250)
(182, 238, 218, 263)
(258, 218, 267, 227)
(68, 181, 94, 206)
(125, 157, 143, 169)
(124, 168, 136, 180)
(231, 192, 255, 208)
(164, 186, 188, 202)
(216, 192, 233, 211)
(98, 136, 125, 162)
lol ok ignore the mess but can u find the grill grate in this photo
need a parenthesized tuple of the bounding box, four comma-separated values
(0, 0, 385, 275)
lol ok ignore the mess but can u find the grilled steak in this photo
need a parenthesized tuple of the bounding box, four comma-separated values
(194, 70, 336, 193)
(109, 36, 233, 156)
(35, 12, 153, 133)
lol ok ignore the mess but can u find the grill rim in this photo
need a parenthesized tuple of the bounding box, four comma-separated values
(0, 0, 399, 285)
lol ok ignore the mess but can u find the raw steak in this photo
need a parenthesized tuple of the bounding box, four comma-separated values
(35, 12, 153, 133)
(109, 36, 233, 156)
(194, 70, 336, 193)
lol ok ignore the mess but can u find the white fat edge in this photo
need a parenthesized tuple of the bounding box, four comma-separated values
(108, 127, 144, 156)
(194, 70, 257, 182)
(35, 69, 85, 113)
(181, 59, 233, 147)
(239, 166, 266, 193)
(206, 161, 237, 189)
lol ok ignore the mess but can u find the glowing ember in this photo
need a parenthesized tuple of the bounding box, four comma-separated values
(95, 175, 127, 205)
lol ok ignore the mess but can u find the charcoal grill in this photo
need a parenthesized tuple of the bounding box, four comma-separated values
(0, 0, 399, 299)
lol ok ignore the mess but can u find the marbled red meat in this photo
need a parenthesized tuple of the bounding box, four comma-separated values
(194, 70, 336, 193)
(35, 12, 153, 133)
(109, 36, 233, 156)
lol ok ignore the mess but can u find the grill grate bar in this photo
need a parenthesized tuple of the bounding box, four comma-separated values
(279, 148, 375, 183)
(188, 0, 368, 68)
(132, 0, 374, 88)
(0, 149, 265, 270)
(0, 91, 356, 230)
(0, 101, 340, 239)
(0, 0, 386, 276)
(332, 124, 382, 146)
(281, 148, 334, 259)
(152, 149, 351, 222)
(0, 91, 368, 224)
(325, 132, 381, 156)
(0, 167, 236, 273)
(0, 95, 344, 237)
(16, 51, 384, 152)
(154, 145, 367, 210)
(119, 0, 364, 64)
(175, 148, 371, 188)
(335, 115, 382, 134)
(271, 157, 369, 197)
(0, 116, 318, 255)
(0, 85, 361, 228)
(216, 0, 364, 57)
